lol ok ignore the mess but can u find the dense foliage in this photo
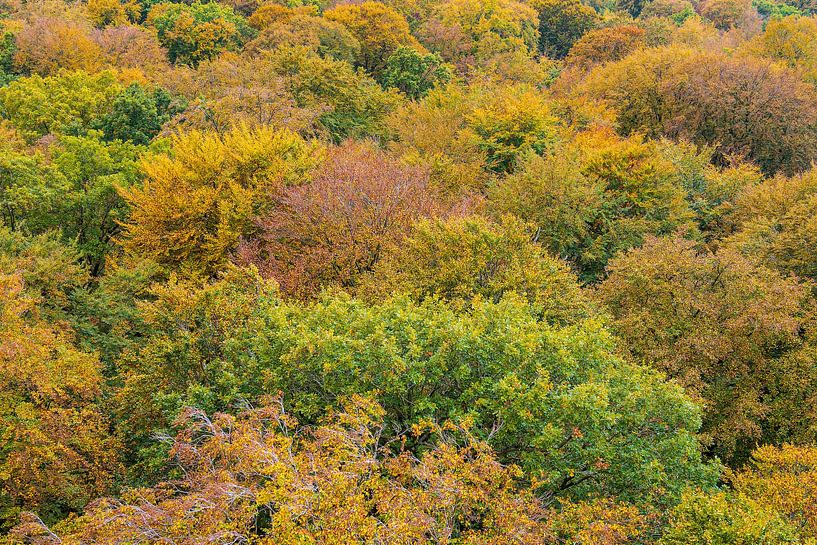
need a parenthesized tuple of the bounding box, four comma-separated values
(1, 0, 817, 542)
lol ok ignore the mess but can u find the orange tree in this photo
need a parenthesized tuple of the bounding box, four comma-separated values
(0, 264, 120, 530)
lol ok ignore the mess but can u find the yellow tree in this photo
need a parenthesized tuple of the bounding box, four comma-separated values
(421, 0, 539, 72)
(361, 214, 594, 324)
(661, 444, 817, 544)
(118, 125, 322, 277)
(742, 15, 817, 84)
(324, 1, 422, 74)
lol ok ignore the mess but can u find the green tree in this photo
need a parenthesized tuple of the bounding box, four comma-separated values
(100, 83, 179, 145)
(0, 134, 145, 274)
(50, 135, 146, 274)
(115, 270, 717, 509)
(0, 71, 122, 143)
(533, 0, 599, 59)
(380, 47, 452, 99)
(0, 32, 16, 85)
(261, 47, 403, 141)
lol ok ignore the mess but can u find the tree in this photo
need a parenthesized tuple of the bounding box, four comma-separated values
(0, 31, 16, 85)
(661, 444, 817, 544)
(699, 0, 759, 30)
(9, 397, 649, 545)
(114, 272, 717, 509)
(565, 25, 646, 70)
(765, 192, 817, 280)
(245, 10, 360, 64)
(247, 2, 316, 30)
(533, 0, 599, 59)
(119, 125, 321, 277)
(617, 0, 649, 16)
(729, 444, 817, 538)
(640, 0, 696, 22)
(361, 214, 594, 324)
(466, 84, 560, 173)
(582, 46, 817, 175)
(262, 47, 402, 141)
(655, 141, 764, 242)
(488, 129, 693, 282)
(0, 228, 88, 323)
(742, 15, 817, 84)
(99, 83, 177, 145)
(659, 489, 803, 545)
(48, 135, 145, 274)
(0, 133, 145, 274)
(324, 1, 422, 74)
(0, 269, 120, 530)
(386, 83, 489, 197)
(147, 1, 255, 66)
(753, 0, 803, 19)
(94, 25, 172, 76)
(239, 142, 442, 297)
(380, 46, 452, 99)
(0, 71, 123, 143)
(421, 0, 540, 72)
(86, 0, 141, 27)
(12, 18, 104, 76)
(596, 235, 815, 461)
(164, 48, 402, 141)
(721, 167, 817, 279)
(0, 146, 58, 235)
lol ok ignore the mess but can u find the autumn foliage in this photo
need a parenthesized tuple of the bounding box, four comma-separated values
(2, 0, 817, 542)
(239, 142, 442, 297)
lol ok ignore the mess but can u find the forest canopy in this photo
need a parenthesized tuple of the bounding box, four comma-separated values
(2, 0, 817, 543)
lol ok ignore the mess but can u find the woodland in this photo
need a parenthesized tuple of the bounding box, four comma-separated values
(1, 0, 817, 542)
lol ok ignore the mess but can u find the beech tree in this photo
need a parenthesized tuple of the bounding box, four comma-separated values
(361, 214, 594, 324)
(533, 0, 599, 59)
(488, 128, 692, 281)
(0, 269, 120, 530)
(421, 0, 539, 72)
(119, 125, 321, 277)
(12, 17, 103, 76)
(565, 25, 646, 70)
(583, 46, 817, 175)
(661, 444, 817, 544)
(596, 235, 816, 461)
(146, 1, 255, 65)
(113, 269, 717, 510)
(239, 142, 441, 297)
(0, 71, 123, 143)
(324, 1, 421, 74)
(11, 397, 652, 545)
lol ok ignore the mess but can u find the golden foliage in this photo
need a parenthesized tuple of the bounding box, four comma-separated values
(118, 125, 322, 277)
